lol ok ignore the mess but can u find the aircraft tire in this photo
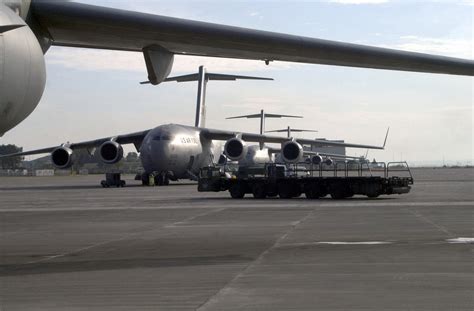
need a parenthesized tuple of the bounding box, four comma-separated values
(229, 183, 245, 199)
(252, 183, 266, 199)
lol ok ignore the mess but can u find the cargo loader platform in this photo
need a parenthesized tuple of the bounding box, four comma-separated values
(198, 161, 413, 199)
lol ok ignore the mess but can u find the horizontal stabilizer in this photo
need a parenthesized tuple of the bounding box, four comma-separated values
(266, 129, 318, 133)
(166, 73, 273, 83)
(140, 73, 272, 84)
(227, 113, 302, 120)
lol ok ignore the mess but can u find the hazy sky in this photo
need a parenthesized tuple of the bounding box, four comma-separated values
(1, 0, 473, 165)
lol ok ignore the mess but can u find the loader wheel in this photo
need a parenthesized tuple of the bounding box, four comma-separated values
(229, 183, 245, 199)
(252, 183, 267, 199)
(278, 182, 293, 199)
(304, 183, 319, 199)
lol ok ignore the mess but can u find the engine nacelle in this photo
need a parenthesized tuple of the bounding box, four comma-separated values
(224, 138, 248, 161)
(311, 155, 323, 165)
(99, 141, 124, 164)
(324, 158, 334, 166)
(51, 147, 74, 169)
(0, 4, 46, 136)
(281, 141, 303, 163)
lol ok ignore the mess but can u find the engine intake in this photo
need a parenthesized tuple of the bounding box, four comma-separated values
(281, 141, 303, 163)
(311, 155, 323, 165)
(324, 158, 334, 166)
(51, 147, 74, 169)
(99, 141, 124, 164)
(224, 138, 248, 161)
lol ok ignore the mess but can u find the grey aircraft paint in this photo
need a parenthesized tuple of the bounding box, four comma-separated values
(0, 2, 46, 136)
(139, 124, 221, 179)
(0, 0, 473, 137)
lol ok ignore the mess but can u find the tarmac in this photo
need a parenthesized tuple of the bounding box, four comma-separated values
(0, 167, 473, 310)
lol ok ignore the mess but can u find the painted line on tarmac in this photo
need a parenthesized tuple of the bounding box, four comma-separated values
(277, 238, 474, 248)
(277, 241, 393, 247)
(446, 237, 474, 244)
(0, 205, 218, 213)
(319, 201, 473, 207)
(0, 201, 472, 213)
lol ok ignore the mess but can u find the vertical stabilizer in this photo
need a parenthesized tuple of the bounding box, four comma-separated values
(195, 66, 207, 127)
(142, 66, 273, 127)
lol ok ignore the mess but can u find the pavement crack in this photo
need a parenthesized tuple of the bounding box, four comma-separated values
(196, 205, 318, 311)
(25, 207, 228, 265)
(408, 209, 454, 237)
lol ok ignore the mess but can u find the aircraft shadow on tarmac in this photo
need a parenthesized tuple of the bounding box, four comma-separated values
(0, 183, 197, 191)
(0, 254, 252, 277)
(190, 196, 397, 202)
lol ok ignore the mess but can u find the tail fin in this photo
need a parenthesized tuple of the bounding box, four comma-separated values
(226, 110, 302, 134)
(141, 66, 273, 128)
(383, 127, 390, 148)
(266, 127, 317, 138)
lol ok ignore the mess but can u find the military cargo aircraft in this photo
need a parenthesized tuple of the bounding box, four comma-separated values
(0, 68, 389, 186)
(1, 0, 473, 136)
(0, 120, 389, 185)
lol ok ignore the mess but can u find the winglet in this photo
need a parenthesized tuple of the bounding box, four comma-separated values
(383, 127, 390, 149)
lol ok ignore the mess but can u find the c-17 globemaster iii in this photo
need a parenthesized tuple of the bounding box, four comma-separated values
(0, 0, 473, 136)
(0, 66, 389, 185)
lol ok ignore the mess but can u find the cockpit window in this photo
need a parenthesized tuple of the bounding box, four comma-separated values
(152, 132, 172, 141)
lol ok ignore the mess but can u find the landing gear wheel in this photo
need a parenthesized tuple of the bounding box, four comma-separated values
(252, 183, 266, 199)
(278, 182, 293, 199)
(229, 183, 245, 199)
(155, 173, 170, 186)
(141, 174, 149, 186)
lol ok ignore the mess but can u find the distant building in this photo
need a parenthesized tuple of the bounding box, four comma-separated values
(35, 169, 54, 177)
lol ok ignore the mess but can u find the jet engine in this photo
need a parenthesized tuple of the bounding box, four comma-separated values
(99, 141, 124, 164)
(51, 147, 74, 169)
(281, 141, 303, 163)
(311, 155, 323, 165)
(324, 158, 334, 166)
(224, 138, 248, 161)
(0, 3, 47, 136)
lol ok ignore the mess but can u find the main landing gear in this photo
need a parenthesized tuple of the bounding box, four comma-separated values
(141, 171, 175, 186)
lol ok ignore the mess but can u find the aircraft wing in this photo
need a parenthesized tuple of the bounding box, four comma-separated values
(200, 128, 387, 150)
(0, 129, 151, 158)
(31, 1, 474, 76)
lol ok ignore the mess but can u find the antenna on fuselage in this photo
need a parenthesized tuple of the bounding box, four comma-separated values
(266, 126, 318, 138)
(226, 110, 302, 135)
(141, 66, 273, 128)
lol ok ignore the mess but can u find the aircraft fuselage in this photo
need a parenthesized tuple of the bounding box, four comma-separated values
(139, 124, 218, 178)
